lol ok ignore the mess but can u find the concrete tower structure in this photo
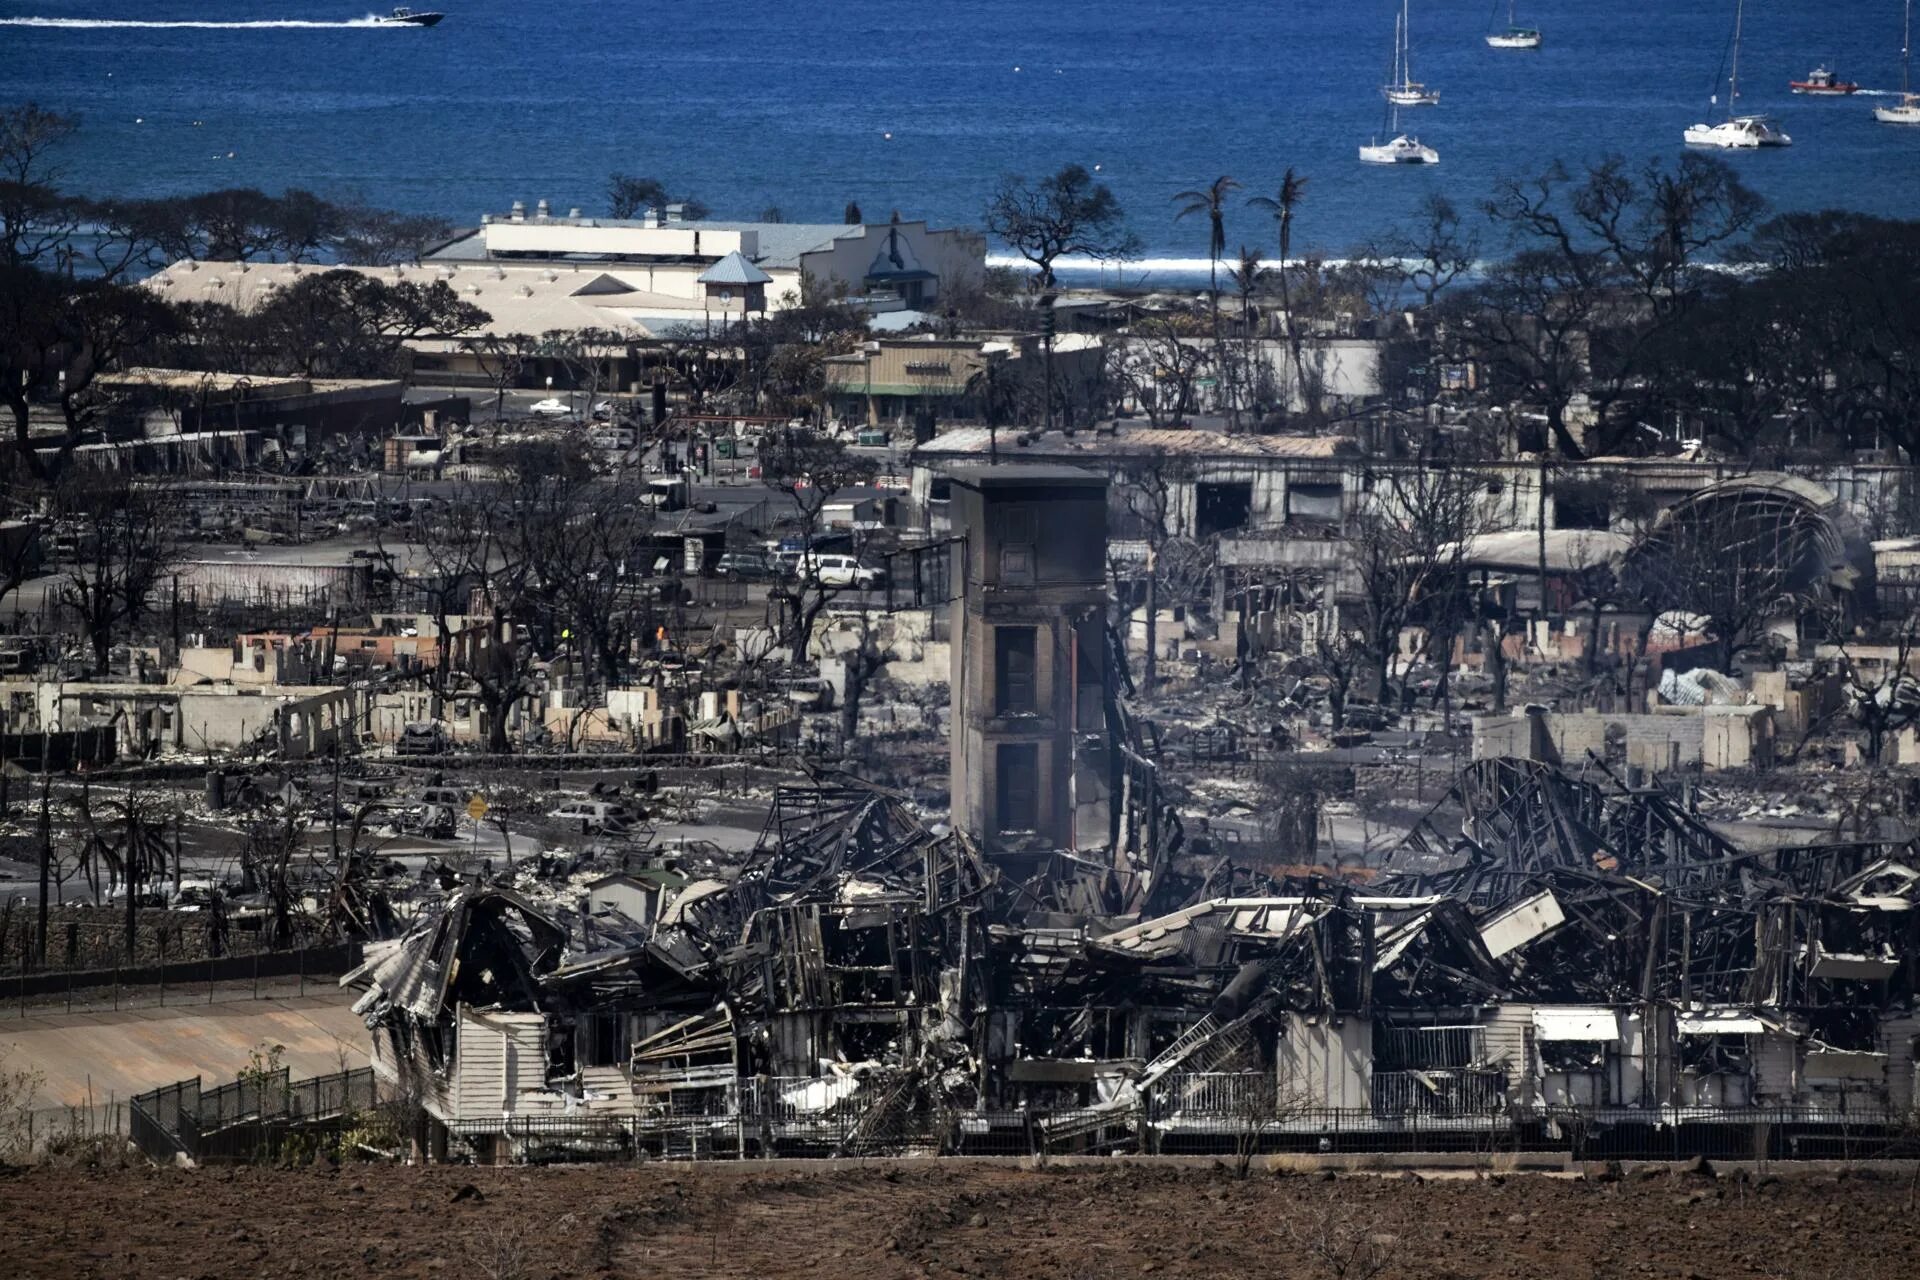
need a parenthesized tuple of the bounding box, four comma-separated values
(947, 466, 1110, 868)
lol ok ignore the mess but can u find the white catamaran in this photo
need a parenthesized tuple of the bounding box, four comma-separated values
(1876, 0, 1920, 124)
(1486, 0, 1542, 49)
(1384, 0, 1440, 106)
(1360, 101, 1440, 165)
(1684, 0, 1792, 147)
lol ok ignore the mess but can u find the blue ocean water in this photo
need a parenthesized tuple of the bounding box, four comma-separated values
(4, 0, 1918, 275)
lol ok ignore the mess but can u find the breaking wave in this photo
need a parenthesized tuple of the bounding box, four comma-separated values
(988, 253, 1386, 279)
(0, 14, 390, 28)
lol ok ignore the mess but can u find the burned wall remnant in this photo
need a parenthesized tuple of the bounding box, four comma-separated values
(946, 466, 1112, 864)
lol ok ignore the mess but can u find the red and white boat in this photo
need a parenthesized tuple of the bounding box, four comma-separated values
(1789, 66, 1860, 94)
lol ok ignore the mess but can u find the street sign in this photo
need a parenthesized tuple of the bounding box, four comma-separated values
(466, 794, 489, 822)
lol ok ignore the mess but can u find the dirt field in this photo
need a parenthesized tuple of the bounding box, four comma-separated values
(3, 1159, 1914, 1280)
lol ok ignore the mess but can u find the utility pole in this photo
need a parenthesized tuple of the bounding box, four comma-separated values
(124, 783, 139, 963)
(35, 741, 50, 968)
(330, 746, 342, 868)
(1041, 292, 1058, 435)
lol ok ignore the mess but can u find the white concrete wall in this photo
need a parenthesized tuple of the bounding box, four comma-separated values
(1277, 1013, 1372, 1110)
(482, 221, 756, 261)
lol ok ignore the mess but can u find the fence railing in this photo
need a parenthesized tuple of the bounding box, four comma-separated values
(1369, 1069, 1509, 1118)
(447, 1086, 1920, 1166)
(8, 943, 361, 1017)
(121, 1065, 1920, 1167)
(129, 1066, 375, 1165)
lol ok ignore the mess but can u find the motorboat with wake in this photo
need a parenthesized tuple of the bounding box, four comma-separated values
(1789, 66, 1860, 94)
(372, 7, 443, 26)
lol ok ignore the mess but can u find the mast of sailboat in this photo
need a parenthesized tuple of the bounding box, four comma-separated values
(1393, 5, 1405, 91)
(1903, 0, 1913, 96)
(1402, 0, 1415, 89)
(1727, 0, 1744, 120)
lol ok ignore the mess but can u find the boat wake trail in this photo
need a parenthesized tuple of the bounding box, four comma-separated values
(0, 15, 386, 28)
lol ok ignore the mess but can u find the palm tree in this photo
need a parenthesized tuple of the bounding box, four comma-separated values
(1227, 246, 1269, 330)
(1249, 169, 1314, 419)
(1173, 175, 1241, 334)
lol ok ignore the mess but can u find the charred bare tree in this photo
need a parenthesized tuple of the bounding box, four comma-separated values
(1342, 457, 1493, 712)
(461, 332, 535, 424)
(1108, 316, 1211, 427)
(760, 433, 878, 657)
(1818, 608, 1920, 764)
(984, 164, 1140, 290)
(53, 474, 181, 676)
(1116, 450, 1200, 698)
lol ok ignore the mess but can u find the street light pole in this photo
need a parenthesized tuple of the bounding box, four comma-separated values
(1040, 292, 1058, 435)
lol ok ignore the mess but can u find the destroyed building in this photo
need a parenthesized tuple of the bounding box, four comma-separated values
(341, 467, 1920, 1162)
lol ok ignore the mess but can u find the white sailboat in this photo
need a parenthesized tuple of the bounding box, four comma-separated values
(1360, 101, 1440, 164)
(1384, 0, 1440, 106)
(1486, 0, 1542, 49)
(1684, 0, 1792, 147)
(1875, 0, 1920, 124)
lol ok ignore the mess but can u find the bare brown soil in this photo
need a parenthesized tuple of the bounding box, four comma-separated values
(2, 1159, 1914, 1280)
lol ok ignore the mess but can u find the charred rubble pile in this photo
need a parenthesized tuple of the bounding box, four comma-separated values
(342, 755, 1920, 1162)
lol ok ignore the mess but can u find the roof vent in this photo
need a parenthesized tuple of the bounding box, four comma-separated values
(535, 198, 550, 219)
(481, 213, 493, 224)
(542, 268, 558, 282)
(510, 200, 526, 222)
(567, 207, 582, 219)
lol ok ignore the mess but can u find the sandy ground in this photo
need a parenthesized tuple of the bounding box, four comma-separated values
(2, 1160, 1916, 1280)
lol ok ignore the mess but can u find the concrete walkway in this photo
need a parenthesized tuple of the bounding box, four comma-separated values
(1, 992, 369, 1109)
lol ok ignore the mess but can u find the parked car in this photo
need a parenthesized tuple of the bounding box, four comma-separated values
(548, 799, 635, 832)
(803, 553, 886, 589)
(395, 721, 448, 756)
(528, 397, 572, 417)
(591, 399, 615, 421)
(715, 550, 777, 581)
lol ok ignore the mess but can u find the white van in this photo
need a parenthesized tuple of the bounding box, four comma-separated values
(548, 799, 635, 832)
(802, 553, 884, 589)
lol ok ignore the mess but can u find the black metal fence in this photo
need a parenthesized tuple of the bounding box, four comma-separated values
(130, 1066, 375, 1165)
(422, 1077, 1920, 1167)
(8, 943, 361, 1017)
(426, 1103, 1920, 1166)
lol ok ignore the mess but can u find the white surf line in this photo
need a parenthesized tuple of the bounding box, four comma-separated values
(0, 15, 387, 27)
